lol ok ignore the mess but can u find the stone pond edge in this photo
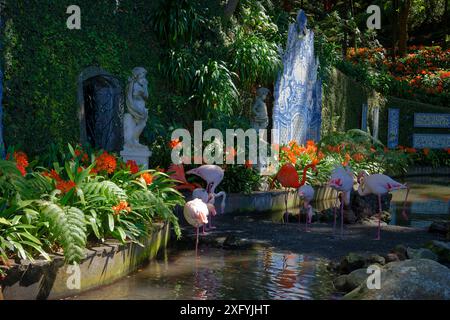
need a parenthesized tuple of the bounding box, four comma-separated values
(1, 222, 170, 300)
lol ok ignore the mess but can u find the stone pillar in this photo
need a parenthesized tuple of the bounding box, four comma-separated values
(120, 148, 152, 169)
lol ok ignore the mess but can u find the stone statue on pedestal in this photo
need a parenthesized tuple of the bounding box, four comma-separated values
(120, 67, 151, 168)
(251, 88, 271, 185)
(251, 87, 270, 132)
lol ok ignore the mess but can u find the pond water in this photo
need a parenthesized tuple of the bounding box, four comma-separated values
(269, 177, 449, 229)
(70, 247, 336, 300)
(389, 176, 450, 229)
(69, 176, 447, 300)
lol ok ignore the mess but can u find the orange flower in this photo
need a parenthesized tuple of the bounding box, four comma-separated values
(370, 147, 376, 153)
(56, 180, 76, 194)
(281, 146, 291, 153)
(342, 153, 351, 166)
(446, 148, 450, 155)
(287, 151, 297, 165)
(112, 201, 131, 215)
(245, 160, 253, 169)
(225, 146, 237, 162)
(140, 172, 153, 185)
(423, 148, 430, 156)
(126, 160, 140, 174)
(405, 147, 417, 154)
(353, 153, 364, 162)
(169, 139, 182, 149)
(95, 151, 117, 174)
(440, 71, 450, 79)
(43, 169, 62, 181)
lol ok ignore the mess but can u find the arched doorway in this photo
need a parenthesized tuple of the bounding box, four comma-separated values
(78, 67, 124, 152)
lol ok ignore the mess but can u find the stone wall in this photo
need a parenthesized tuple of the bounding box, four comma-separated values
(1, 223, 170, 300)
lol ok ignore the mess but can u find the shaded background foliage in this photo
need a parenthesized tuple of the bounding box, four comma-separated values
(0, 0, 448, 161)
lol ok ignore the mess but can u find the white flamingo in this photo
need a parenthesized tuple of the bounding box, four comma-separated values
(357, 170, 410, 240)
(298, 185, 315, 231)
(192, 188, 226, 230)
(183, 198, 209, 255)
(327, 165, 354, 238)
(186, 165, 224, 194)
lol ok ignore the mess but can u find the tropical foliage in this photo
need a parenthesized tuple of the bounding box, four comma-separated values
(0, 145, 184, 276)
(276, 130, 416, 187)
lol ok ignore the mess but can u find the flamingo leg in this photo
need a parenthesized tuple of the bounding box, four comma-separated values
(376, 194, 382, 240)
(333, 195, 338, 236)
(401, 186, 410, 221)
(202, 224, 207, 235)
(196, 226, 199, 257)
(284, 188, 288, 223)
(340, 197, 344, 239)
(305, 203, 309, 232)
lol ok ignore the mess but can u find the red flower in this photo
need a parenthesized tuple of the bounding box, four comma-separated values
(423, 148, 430, 156)
(43, 169, 62, 181)
(56, 180, 76, 194)
(169, 139, 182, 149)
(95, 151, 117, 174)
(7, 151, 29, 176)
(245, 160, 253, 169)
(126, 160, 140, 174)
(353, 153, 364, 162)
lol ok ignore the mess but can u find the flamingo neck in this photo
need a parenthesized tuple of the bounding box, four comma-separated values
(299, 164, 314, 187)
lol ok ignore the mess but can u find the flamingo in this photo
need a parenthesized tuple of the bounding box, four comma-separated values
(298, 185, 314, 231)
(183, 198, 209, 255)
(327, 165, 354, 238)
(186, 165, 224, 194)
(272, 162, 317, 223)
(167, 164, 202, 191)
(357, 170, 410, 240)
(192, 188, 226, 231)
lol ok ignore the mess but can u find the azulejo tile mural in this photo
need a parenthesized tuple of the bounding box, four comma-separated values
(413, 134, 450, 149)
(387, 108, 400, 149)
(414, 113, 450, 128)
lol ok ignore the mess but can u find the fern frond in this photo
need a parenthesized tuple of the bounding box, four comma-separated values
(82, 181, 127, 201)
(38, 201, 87, 263)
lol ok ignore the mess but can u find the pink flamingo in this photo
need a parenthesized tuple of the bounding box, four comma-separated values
(298, 185, 314, 231)
(183, 198, 209, 255)
(167, 164, 202, 191)
(357, 170, 410, 240)
(192, 188, 226, 231)
(272, 162, 318, 223)
(186, 165, 224, 195)
(327, 165, 354, 238)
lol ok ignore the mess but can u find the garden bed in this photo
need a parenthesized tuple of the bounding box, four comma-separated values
(0, 222, 169, 300)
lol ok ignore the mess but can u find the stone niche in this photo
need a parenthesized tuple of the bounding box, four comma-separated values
(78, 67, 124, 152)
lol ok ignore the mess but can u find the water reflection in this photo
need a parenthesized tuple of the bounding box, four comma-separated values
(390, 177, 450, 228)
(71, 247, 333, 300)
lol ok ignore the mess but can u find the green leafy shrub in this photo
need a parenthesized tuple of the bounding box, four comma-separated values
(219, 165, 261, 194)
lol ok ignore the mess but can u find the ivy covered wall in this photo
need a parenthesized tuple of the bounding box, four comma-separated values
(322, 68, 449, 147)
(1, 0, 161, 156)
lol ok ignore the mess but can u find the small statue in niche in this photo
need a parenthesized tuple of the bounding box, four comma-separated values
(123, 67, 149, 150)
(251, 87, 270, 132)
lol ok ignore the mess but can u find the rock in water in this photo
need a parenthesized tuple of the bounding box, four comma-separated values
(344, 259, 450, 300)
(338, 253, 366, 274)
(426, 240, 450, 263)
(407, 247, 438, 261)
(428, 220, 450, 235)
